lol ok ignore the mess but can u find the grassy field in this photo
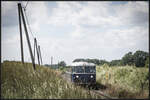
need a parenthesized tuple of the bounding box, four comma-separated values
(1, 61, 102, 99)
(1, 61, 149, 99)
(96, 64, 149, 98)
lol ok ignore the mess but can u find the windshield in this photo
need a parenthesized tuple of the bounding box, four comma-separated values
(73, 66, 84, 73)
(72, 66, 96, 73)
(85, 66, 96, 73)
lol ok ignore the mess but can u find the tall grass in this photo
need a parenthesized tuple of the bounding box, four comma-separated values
(1, 61, 102, 99)
(96, 64, 149, 98)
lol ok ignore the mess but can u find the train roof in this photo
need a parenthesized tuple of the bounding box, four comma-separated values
(70, 62, 95, 66)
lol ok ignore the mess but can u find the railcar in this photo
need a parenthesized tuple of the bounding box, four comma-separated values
(70, 62, 96, 85)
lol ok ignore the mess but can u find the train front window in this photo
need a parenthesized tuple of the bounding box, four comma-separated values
(85, 66, 96, 73)
(74, 66, 84, 73)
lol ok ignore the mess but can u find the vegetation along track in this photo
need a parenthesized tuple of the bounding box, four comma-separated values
(61, 71, 117, 99)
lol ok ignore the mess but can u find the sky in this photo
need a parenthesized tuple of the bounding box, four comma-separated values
(1, 1, 149, 65)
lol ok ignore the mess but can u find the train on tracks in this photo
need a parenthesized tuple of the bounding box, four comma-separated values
(70, 62, 96, 85)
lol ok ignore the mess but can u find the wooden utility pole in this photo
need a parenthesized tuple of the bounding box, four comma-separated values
(18, 3, 36, 70)
(33, 38, 36, 63)
(38, 45, 43, 65)
(18, 3, 24, 64)
(34, 38, 40, 65)
(51, 56, 53, 66)
(58, 60, 59, 68)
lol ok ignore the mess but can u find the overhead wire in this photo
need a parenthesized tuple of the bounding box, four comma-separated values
(24, 1, 29, 10)
(23, 8, 35, 39)
(19, 2, 35, 40)
(19, 1, 43, 65)
(20, 1, 35, 39)
(21, 1, 35, 40)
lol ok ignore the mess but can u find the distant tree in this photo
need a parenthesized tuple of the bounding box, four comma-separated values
(58, 61, 66, 67)
(86, 59, 91, 63)
(85, 59, 100, 65)
(99, 60, 109, 65)
(122, 52, 134, 66)
(73, 50, 149, 67)
(93, 59, 100, 65)
(133, 50, 149, 67)
(145, 57, 149, 68)
(109, 60, 122, 66)
(44, 64, 49, 66)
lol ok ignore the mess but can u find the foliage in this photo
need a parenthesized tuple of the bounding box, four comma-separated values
(145, 57, 149, 68)
(109, 60, 122, 66)
(121, 50, 149, 67)
(58, 61, 66, 67)
(99, 60, 109, 65)
(96, 65, 149, 98)
(1, 61, 102, 99)
(121, 52, 134, 66)
(133, 50, 149, 67)
(44, 64, 59, 69)
(73, 50, 149, 67)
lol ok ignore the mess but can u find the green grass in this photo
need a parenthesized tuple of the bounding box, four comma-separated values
(1, 61, 102, 99)
(96, 64, 149, 98)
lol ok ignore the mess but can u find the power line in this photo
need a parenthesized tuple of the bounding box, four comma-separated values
(18, 3, 43, 68)
(23, 8, 35, 39)
(24, 1, 29, 10)
(18, 3, 36, 70)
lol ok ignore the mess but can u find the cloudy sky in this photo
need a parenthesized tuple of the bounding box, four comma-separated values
(1, 1, 149, 65)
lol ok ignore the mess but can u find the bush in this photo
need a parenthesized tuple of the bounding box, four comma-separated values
(96, 65, 149, 98)
(145, 57, 149, 68)
(1, 61, 102, 99)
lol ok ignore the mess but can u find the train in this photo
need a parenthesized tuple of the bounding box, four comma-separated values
(70, 62, 96, 85)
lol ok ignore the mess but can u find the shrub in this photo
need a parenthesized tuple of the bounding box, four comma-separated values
(1, 61, 102, 99)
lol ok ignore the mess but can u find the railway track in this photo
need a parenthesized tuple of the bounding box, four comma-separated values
(61, 72, 118, 99)
(91, 90, 117, 99)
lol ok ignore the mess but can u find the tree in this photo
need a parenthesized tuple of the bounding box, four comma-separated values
(109, 60, 122, 66)
(133, 50, 149, 67)
(99, 60, 109, 65)
(122, 52, 134, 66)
(145, 57, 149, 68)
(86, 59, 100, 65)
(58, 61, 66, 67)
(93, 59, 100, 65)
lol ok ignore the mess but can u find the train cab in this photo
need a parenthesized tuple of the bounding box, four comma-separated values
(70, 62, 96, 85)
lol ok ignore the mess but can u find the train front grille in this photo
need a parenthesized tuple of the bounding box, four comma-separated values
(73, 74, 96, 84)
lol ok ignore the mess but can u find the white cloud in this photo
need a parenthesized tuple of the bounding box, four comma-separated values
(113, 1, 148, 26)
(2, 1, 149, 65)
(2, 1, 17, 16)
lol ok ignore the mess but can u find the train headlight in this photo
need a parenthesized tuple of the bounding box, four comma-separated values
(90, 75, 93, 78)
(76, 75, 79, 78)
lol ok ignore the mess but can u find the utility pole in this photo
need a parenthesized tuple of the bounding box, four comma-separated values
(38, 45, 42, 65)
(34, 38, 40, 66)
(18, 3, 24, 64)
(33, 38, 36, 63)
(58, 60, 59, 68)
(18, 3, 36, 70)
(51, 56, 53, 66)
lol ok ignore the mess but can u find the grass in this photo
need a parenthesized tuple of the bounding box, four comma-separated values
(2, 61, 149, 99)
(1, 61, 102, 99)
(96, 64, 149, 99)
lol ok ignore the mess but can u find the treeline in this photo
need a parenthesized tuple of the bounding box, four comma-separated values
(45, 61, 67, 69)
(73, 50, 149, 67)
